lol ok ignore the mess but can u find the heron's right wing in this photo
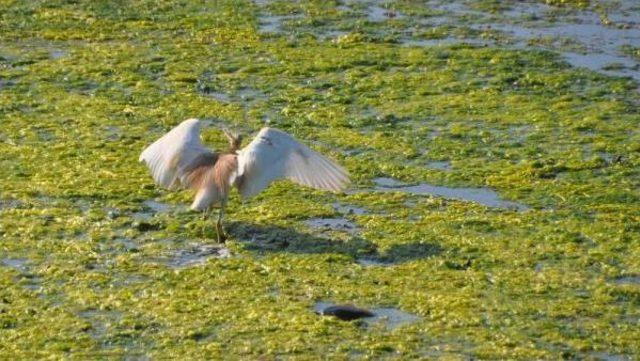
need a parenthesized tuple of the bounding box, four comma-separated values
(236, 127, 350, 198)
(139, 118, 216, 190)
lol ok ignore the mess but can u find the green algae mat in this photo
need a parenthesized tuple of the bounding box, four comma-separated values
(1, 0, 639, 359)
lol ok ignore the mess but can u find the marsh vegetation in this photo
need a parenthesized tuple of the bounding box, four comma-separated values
(1, 0, 639, 359)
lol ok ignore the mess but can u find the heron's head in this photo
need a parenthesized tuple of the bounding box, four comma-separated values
(222, 128, 242, 152)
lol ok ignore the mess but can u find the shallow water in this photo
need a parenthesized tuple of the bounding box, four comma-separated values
(0, 198, 22, 210)
(367, 307, 421, 330)
(259, 14, 303, 33)
(49, 49, 66, 60)
(142, 200, 171, 213)
(613, 275, 640, 285)
(391, 0, 640, 81)
(367, 5, 403, 22)
(374, 178, 528, 211)
(586, 352, 633, 361)
(77, 309, 123, 343)
(205, 91, 232, 102)
(1, 258, 29, 272)
(426, 161, 452, 171)
(434, 0, 640, 81)
(113, 237, 139, 252)
(356, 258, 393, 267)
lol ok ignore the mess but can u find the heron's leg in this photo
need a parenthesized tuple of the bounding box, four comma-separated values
(201, 209, 209, 239)
(216, 202, 227, 243)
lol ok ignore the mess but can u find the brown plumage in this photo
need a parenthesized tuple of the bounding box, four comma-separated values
(139, 118, 350, 242)
(180, 135, 239, 242)
(189, 153, 238, 211)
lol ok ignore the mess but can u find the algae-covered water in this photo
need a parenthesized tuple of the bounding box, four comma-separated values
(1, 0, 639, 359)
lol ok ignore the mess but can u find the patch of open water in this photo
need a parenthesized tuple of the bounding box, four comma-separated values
(367, 5, 404, 22)
(397, 0, 640, 81)
(142, 200, 171, 213)
(356, 257, 394, 267)
(0, 198, 23, 210)
(49, 49, 66, 60)
(2, 258, 29, 272)
(586, 352, 632, 361)
(426, 161, 452, 171)
(259, 14, 303, 33)
(612, 275, 640, 286)
(373, 177, 528, 211)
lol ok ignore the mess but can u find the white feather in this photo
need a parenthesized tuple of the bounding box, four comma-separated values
(139, 118, 214, 190)
(236, 128, 350, 198)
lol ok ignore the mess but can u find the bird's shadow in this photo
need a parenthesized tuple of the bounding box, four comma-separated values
(226, 222, 443, 265)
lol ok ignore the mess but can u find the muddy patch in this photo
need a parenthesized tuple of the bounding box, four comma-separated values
(356, 242, 443, 267)
(373, 177, 528, 211)
(2, 258, 43, 291)
(78, 309, 123, 344)
(161, 243, 231, 268)
(103, 125, 122, 141)
(306, 217, 359, 235)
(314, 301, 420, 330)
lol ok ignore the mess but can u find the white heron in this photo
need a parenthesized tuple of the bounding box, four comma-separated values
(139, 118, 350, 242)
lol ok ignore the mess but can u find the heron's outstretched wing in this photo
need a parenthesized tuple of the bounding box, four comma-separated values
(139, 118, 216, 190)
(236, 127, 350, 198)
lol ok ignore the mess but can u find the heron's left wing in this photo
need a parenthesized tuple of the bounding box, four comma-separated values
(139, 118, 216, 190)
(236, 127, 350, 198)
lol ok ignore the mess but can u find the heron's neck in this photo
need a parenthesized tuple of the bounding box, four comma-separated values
(228, 135, 242, 153)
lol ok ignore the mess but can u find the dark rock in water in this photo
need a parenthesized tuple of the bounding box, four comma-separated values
(319, 305, 374, 321)
(314, 301, 420, 329)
